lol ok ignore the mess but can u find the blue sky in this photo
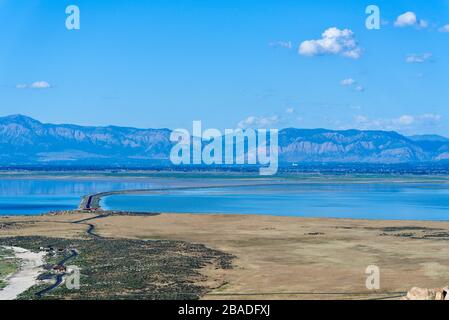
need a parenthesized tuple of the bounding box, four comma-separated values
(1, 0, 449, 135)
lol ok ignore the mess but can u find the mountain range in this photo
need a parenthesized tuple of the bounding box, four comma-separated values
(1, 114, 449, 166)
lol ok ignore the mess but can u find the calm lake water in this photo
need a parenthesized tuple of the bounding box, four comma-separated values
(0, 179, 161, 215)
(1, 176, 449, 220)
(102, 183, 449, 221)
(0, 176, 273, 215)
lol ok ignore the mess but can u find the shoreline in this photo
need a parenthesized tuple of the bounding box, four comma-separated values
(80, 182, 309, 211)
(0, 246, 45, 300)
(3, 210, 449, 226)
(2, 171, 449, 183)
(85, 186, 449, 223)
(3, 210, 449, 224)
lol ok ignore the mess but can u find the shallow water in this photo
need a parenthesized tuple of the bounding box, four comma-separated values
(2, 176, 449, 220)
(0, 176, 271, 215)
(0, 179, 160, 215)
(102, 183, 449, 221)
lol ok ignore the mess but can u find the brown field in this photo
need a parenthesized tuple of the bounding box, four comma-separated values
(2, 212, 449, 300)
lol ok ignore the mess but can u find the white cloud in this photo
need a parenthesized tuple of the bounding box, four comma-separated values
(16, 81, 52, 89)
(394, 11, 427, 28)
(341, 78, 355, 86)
(418, 113, 442, 124)
(397, 115, 414, 126)
(238, 115, 279, 129)
(299, 27, 362, 59)
(355, 115, 368, 123)
(340, 78, 364, 92)
(353, 114, 442, 132)
(30, 81, 51, 89)
(418, 20, 429, 28)
(406, 53, 432, 63)
(286, 107, 295, 114)
(269, 41, 292, 49)
(439, 24, 449, 33)
(395, 12, 417, 26)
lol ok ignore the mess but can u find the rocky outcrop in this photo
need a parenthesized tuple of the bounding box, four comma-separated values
(403, 286, 449, 300)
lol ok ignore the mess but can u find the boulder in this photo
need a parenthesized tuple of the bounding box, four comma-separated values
(404, 286, 448, 300)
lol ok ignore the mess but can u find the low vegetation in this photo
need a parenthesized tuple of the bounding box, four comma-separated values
(0, 236, 233, 300)
(0, 247, 19, 289)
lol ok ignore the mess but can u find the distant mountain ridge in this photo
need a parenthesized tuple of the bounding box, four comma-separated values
(0, 115, 172, 165)
(1, 114, 448, 165)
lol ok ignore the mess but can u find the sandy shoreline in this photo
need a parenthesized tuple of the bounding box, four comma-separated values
(0, 246, 45, 300)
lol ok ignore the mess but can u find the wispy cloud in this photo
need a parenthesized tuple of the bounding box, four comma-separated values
(299, 27, 362, 59)
(341, 78, 356, 86)
(355, 85, 364, 92)
(268, 41, 292, 49)
(394, 11, 428, 29)
(340, 78, 364, 92)
(439, 24, 449, 33)
(16, 81, 52, 89)
(397, 115, 415, 125)
(353, 114, 442, 132)
(418, 113, 442, 123)
(238, 108, 303, 129)
(238, 115, 280, 129)
(30, 81, 51, 89)
(406, 53, 432, 63)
